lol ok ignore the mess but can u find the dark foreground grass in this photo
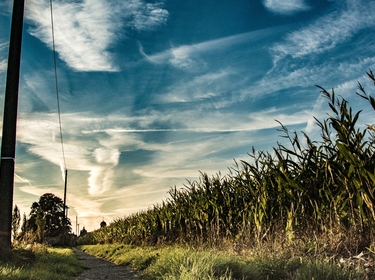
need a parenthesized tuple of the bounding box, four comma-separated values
(78, 243, 371, 280)
(0, 244, 82, 280)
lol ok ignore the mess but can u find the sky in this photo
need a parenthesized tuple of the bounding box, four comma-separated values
(1, 0, 375, 233)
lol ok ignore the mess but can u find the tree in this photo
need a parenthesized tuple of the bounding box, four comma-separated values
(80, 227, 87, 237)
(11, 204, 20, 241)
(27, 193, 71, 237)
(35, 208, 45, 242)
(18, 212, 27, 241)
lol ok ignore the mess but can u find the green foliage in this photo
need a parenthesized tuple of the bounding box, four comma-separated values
(11, 205, 20, 242)
(294, 260, 360, 280)
(78, 244, 367, 280)
(78, 71, 375, 258)
(21, 193, 71, 242)
(0, 245, 82, 280)
(35, 208, 45, 243)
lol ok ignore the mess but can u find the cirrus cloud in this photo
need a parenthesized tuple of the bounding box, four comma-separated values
(271, 1, 375, 63)
(263, 0, 310, 15)
(25, 0, 168, 72)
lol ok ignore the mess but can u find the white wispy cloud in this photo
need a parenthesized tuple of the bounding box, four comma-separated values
(25, 0, 168, 71)
(15, 173, 32, 186)
(159, 70, 234, 103)
(0, 58, 7, 72)
(251, 55, 375, 102)
(141, 42, 208, 71)
(271, 1, 375, 63)
(18, 185, 65, 201)
(26, 0, 119, 71)
(140, 27, 280, 70)
(0, 41, 8, 72)
(21, 72, 58, 111)
(131, 2, 169, 31)
(126, 109, 309, 183)
(16, 113, 125, 196)
(169, 45, 203, 71)
(263, 0, 310, 15)
(15, 96, 309, 193)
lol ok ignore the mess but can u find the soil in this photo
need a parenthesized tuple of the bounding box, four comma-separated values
(72, 247, 140, 280)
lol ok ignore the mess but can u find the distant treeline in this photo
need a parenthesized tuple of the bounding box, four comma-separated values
(78, 71, 375, 254)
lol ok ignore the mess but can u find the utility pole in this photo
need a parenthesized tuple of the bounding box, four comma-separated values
(0, 0, 25, 260)
(62, 169, 67, 245)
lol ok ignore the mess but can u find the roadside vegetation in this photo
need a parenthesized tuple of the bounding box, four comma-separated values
(0, 244, 81, 280)
(14, 193, 73, 245)
(78, 243, 369, 279)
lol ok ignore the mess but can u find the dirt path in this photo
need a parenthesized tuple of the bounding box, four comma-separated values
(72, 247, 140, 280)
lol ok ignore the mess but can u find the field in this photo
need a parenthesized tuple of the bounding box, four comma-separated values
(76, 71, 375, 279)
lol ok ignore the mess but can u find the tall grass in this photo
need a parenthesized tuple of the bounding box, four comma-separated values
(79, 244, 367, 280)
(0, 245, 82, 280)
(78, 71, 375, 257)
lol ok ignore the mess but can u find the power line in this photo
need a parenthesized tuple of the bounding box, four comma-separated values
(49, 0, 69, 244)
(49, 0, 67, 171)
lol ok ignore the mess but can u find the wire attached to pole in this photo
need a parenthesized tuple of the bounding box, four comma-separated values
(49, 0, 67, 171)
(50, 0, 69, 244)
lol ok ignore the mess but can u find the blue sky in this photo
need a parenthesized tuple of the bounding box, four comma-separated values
(1, 0, 375, 232)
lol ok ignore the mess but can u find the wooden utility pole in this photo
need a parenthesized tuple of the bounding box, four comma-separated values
(62, 169, 67, 245)
(0, 0, 25, 260)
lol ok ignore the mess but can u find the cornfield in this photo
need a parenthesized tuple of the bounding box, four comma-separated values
(78, 71, 375, 252)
